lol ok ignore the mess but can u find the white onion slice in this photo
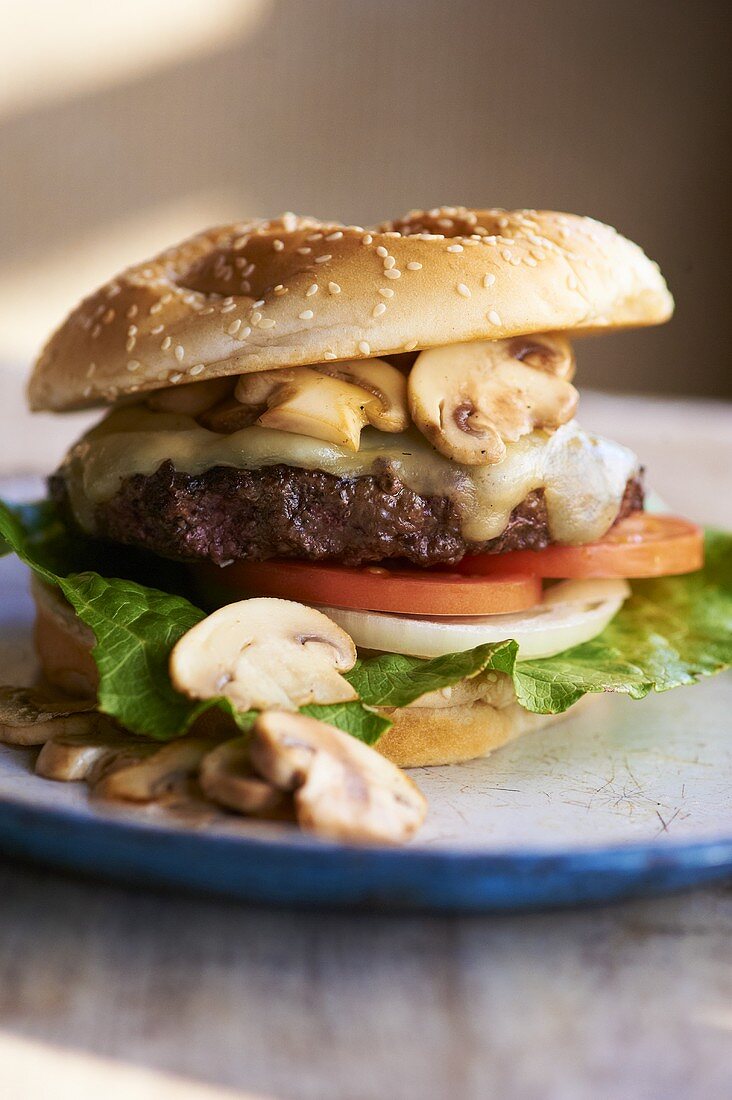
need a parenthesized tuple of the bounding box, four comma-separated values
(316, 578, 630, 661)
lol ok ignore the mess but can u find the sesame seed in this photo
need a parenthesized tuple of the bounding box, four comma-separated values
(251, 311, 262, 324)
(175, 345, 185, 362)
(325, 231, 343, 241)
(127, 360, 140, 372)
(240, 326, 252, 338)
(383, 256, 396, 271)
(447, 244, 464, 253)
(315, 254, 332, 264)
(188, 364, 205, 376)
(407, 261, 422, 270)
(299, 310, 314, 320)
(383, 269, 401, 279)
(404, 340, 418, 352)
(482, 273, 496, 288)
(273, 239, 284, 251)
(306, 283, 319, 297)
(125, 337, 136, 352)
(169, 372, 183, 384)
(531, 249, 546, 261)
(127, 324, 137, 336)
(227, 319, 242, 335)
(297, 247, 311, 255)
(457, 283, 471, 298)
(103, 309, 115, 324)
(376, 246, 388, 258)
(358, 341, 371, 355)
(252, 299, 264, 309)
(149, 302, 162, 315)
(259, 317, 276, 329)
(501, 249, 512, 262)
(362, 234, 373, 245)
(83, 385, 92, 398)
(324, 351, 337, 360)
(200, 307, 215, 316)
(372, 302, 387, 317)
(151, 325, 164, 335)
(524, 256, 537, 267)
(91, 324, 101, 339)
(161, 336, 172, 350)
(307, 232, 323, 242)
(221, 303, 237, 313)
(379, 287, 395, 298)
(488, 310, 502, 326)
(126, 304, 138, 319)
(274, 284, 288, 296)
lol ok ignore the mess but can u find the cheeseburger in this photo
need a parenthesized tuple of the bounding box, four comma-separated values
(14, 206, 726, 771)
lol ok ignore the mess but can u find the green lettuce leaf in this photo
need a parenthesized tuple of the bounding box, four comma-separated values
(3, 497, 730, 741)
(350, 530, 732, 714)
(0, 500, 389, 743)
(346, 640, 518, 707)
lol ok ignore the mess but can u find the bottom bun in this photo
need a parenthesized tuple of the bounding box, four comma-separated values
(375, 702, 568, 767)
(30, 578, 576, 767)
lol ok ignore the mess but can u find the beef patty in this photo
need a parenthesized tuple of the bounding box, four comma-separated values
(54, 462, 644, 568)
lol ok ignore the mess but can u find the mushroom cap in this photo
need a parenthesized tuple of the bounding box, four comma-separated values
(28, 207, 673, 412)
(408, 334, 579, 464)
(251, 710, 428, 845)
(0, 685, 99, 746)
(169, 597, 358, 712)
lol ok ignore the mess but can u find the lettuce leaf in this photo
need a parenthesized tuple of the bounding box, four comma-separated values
(346, 640, 519, 706)
(350, 530, 732, 714)
(2, 498, 731, 744)
(0, 500, 390, 743)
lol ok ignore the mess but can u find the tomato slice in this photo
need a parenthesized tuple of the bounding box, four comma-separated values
(453, 514, 704, 580)
(202, 558, 542, 617)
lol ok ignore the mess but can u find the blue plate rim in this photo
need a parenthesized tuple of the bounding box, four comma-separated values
(2, 789, 731, 912)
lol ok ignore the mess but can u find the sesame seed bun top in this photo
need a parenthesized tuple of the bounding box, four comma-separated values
(28, 206, 673, 412)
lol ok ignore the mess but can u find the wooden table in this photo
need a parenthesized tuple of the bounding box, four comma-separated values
(1, 390, 731, 1100)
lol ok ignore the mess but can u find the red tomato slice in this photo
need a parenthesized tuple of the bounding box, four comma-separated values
(453, 514, 704, 580)
(200, 558, 542, 617)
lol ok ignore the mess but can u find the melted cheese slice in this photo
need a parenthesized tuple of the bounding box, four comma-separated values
(62, 406, 639, 544)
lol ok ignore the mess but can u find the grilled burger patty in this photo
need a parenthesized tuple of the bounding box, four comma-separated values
(53, 462, 644, 568)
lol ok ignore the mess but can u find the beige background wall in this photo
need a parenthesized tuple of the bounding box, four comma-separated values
(1, 0, 730, 409)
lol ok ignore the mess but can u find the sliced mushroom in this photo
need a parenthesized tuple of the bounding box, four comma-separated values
(231, 364, 404, 450)
(315, 358, 409, 432)
(92, 738, 211, 802)
(36, 726, 143, 781)
(408, 334, 578, 464)
(169, 598, 357, 712)
(250, 711, 427, 844)
(199, 737, 285, 815)
(147, 376, 235, 416)
(0, 685, 99, 746)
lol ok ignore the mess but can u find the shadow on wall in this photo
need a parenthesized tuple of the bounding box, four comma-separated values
(1, 0, 730, 395)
